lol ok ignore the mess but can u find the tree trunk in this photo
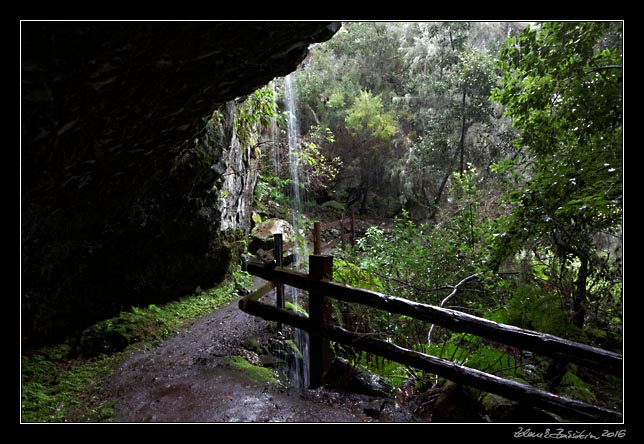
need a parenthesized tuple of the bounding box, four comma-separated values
(306, 103, 320, 126)
(572, 256, 589, 329)
(427, 172, 452, 221)
(546, 236, 592, 390)
(360, 179, 369, 215)
(459, 86, 467, 176)
(434, 172, 451, 206)
(546, 255, 590, 390)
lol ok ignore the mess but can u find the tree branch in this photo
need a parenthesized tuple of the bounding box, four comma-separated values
(440, 273, 482, 307)
(428, 273, 482, 348)
(587, 65, 622, 73)
(370, 269, 435, 294)
(306, 103, 320, 126)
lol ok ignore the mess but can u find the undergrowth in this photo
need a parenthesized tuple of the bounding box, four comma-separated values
(21, 276, 244, 423)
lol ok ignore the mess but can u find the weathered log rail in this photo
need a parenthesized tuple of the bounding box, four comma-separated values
(240, 296, 622, 422)
(240, 233, 623, 422)
(313, 209, 356, 254)
(245, 263, 622, 377)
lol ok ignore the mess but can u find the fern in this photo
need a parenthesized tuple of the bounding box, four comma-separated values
(321, 200, 347, 213)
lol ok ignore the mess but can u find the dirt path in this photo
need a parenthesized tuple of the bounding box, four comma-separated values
(105, 281, 396, 423)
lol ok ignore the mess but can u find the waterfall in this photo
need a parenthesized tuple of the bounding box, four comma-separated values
(283, 73, 310, 390)
(285, 74, 302, 218)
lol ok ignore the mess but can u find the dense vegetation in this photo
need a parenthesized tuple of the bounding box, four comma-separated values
(256, 21, 622, 411)
(22, 21, 622, 422)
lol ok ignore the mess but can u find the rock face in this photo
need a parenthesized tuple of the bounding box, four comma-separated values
(21, 21, 340, 344)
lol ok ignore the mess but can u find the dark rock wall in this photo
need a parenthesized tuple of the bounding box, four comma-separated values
(21, 21, 340, 343)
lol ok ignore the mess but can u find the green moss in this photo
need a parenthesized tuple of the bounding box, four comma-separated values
(559, 369, 596, 403)
(21, 346, 120, 422)
(223, 355, 278, 384)
(283, 339, 303, 360)
(78, 318, 137, 357)
(206, 229, 246, 277)
(284, 301, 309, 317)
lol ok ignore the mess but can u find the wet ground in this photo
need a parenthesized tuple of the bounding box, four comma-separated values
(105, 280, 407, 423)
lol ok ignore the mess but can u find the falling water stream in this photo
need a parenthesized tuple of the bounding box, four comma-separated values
(283, 73, 310, 390)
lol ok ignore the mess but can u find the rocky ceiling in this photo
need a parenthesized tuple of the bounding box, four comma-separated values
(22, 21, 340, 193)
(21, 21, 341, 343)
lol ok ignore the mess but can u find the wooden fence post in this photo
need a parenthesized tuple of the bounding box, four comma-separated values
(313, 222, 321, 255)
(308, 254, 333, 389)
(274, 233, 284, 330)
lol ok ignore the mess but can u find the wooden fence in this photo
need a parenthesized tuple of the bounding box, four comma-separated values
(239, 233, 623, 422)
(261, 210, 356, 259)
(246, 211, 356, 306)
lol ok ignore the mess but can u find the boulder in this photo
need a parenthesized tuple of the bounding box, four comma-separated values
(249, 218, 295, 253)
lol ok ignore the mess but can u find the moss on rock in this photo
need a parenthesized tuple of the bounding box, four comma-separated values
(223, 355, 278, 384)
(78, 318, 139, 357)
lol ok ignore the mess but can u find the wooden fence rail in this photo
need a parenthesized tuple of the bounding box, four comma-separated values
(249, 212, 356, 303)
(240, 228, 623, 422)
(240, 297, 622, 422)
(244, 261, 622, 377)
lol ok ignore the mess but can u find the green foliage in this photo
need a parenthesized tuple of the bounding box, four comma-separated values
(490, 22, 622, 268)
(234, 85, 278, 149)
(466, 345, 517, 376)
(354, 168, 493, 304)
(559, 369, 596, 403)
(392, 23, 508, 215)
(338, 176, 500, 358)
(426, 333, 519, 379)
(505, 284, 577, 338)
(321, 200, 347, 213)
(352, 351, 410, 388)
(489, 22, 623, 351)
(285, 301, 309, 317)
(345, 90, 397, 143)
(254, 107, 341, 213)
(261, 21, 621, 410)
(253, 173, 294, 218)
(335, 163, 619, 405)
(294, 125, 343, 195)
(333, 258, 384, 292)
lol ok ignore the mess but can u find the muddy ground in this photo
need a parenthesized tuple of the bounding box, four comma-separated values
(104, 280, 417, 423)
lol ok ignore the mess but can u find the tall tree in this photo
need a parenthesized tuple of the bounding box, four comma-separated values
(393, 22, 509, 219)
(295, 22, 405, 214)
(292, 22, 523, 218)
(490, 22, 622, 386)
